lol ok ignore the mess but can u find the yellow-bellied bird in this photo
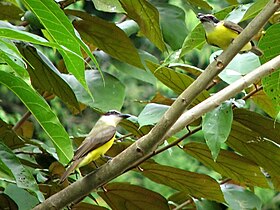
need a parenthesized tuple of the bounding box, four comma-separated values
(197, 13, 263, 56)
(60, 110, 130, 183)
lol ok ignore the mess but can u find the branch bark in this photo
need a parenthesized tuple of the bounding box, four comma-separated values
(33, 0, 280, 209)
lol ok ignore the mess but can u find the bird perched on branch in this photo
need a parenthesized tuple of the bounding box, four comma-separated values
(60, 110, 130, 183)
(197, 13, 263, 56)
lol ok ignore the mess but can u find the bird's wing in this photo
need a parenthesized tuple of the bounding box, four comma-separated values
(223, 21, 243, 34)
(73, 126, 116, 160)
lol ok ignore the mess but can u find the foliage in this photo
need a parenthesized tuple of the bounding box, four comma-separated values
(0, 0, 279, 209)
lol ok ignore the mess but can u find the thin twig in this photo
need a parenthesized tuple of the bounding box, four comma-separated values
(12, 111, 32, 132)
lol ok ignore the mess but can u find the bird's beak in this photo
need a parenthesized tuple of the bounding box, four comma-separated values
(120, 113, 131, 119)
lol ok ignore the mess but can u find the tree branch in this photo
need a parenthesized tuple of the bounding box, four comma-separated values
(33, 0, 280, 209)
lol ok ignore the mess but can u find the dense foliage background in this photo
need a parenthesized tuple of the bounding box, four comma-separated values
(0, 0, 279, 209)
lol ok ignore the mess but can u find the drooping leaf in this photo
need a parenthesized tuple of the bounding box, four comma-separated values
(150, 92, 174, 106)
(0, 142, 43, 202)
(62, 70, 125, 112)
(66, 10, 143, 69)
(17, 43, 80, 112)
(155, 3, 187, 50)
(98, 183, 170, 210)
(202, 101, 233, 160)
(184, 142, 268, 188)
(120, 116, 152, 138)
(21, 0, 98, 97)
(0, 71, 73, 164)
(140, 161, 224, 202)
(227, 121, 280, 184)
(119, 0, 166, 51)
(147, 61, 209, 106)
(138, 103, 169, 128)
(4, 184, 39, 210)
(233, 109, 280, 145)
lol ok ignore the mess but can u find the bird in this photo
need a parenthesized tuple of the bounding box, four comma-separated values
(197, 13, 263, 56)
(60, 110, 130, 183)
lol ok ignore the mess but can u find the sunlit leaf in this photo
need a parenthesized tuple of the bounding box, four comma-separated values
(0, 71, 73, 164)
(242, 0, 269, 21)
(92, 0, 124, 13)
(0, 1, 23, 21)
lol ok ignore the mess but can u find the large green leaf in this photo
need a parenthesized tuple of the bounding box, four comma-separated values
(98, 183, 170, 210)
(0, 71, 73, 164)
(17, 43, 80, 112)
(184, 142, 268, 188)
(156, 3, 187, 50)
(21, 0, 99, 96)
(202, 101, 233, 160)
(138, 103, 169, 128)
(0, 142, 43, 202)
(66, 10, 143, 69)
(227, 121, 280, 186)
(62, 70, 125, 112)
(147, 61, 209, 106)
(4, 184, 39, 210)
(233, 109, 280, 145)
(242, 0, 269, 21)
(119, 0, 166, 51)
(186, 0, 212, 10)
(140, 161, 224, 202)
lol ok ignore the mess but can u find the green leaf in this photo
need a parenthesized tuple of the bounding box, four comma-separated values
(227, 121, 280, 182)
(92, 0, 125, 13)
(147, 61, 209, 106)
(194, 199, 222, 210)
(62, 70, 125, 112)
(140, 161, 224, 202)
(66, 10, 143, 69)
(0, 120, 25, 149)
(98, 183, 170, 210)
(222, 186, 262, 210)
(0, 71, 73, 164)
(202, 101, 233, 160)
(259, 23, 280, 64)
(138, 103, 169, 127)
(0, 1, 23, 21)
(0, 39, 27, 78)
(4, 184, 39, 210)
(184, 142, 269, 188)
(242, 0, 269, 21)
(234, 109, 280, 145)
(21, 0, 97, 97)
(210, 52, 261, 84)
(0, 142, 43, 202)
(156, 3, 187, 50)
(17, 43, 80, 112)
(119, 0, 166, 51)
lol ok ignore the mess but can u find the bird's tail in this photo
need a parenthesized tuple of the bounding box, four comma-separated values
(250, 46, 263, 56)
(59, 159, 81, 183)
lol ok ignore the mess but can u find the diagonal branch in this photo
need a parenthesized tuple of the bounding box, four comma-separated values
(33, 0, 280, 209)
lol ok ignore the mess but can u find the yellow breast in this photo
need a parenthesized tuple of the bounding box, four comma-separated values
(206, 21, 252, 52)
(78, 137, 115, 168)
